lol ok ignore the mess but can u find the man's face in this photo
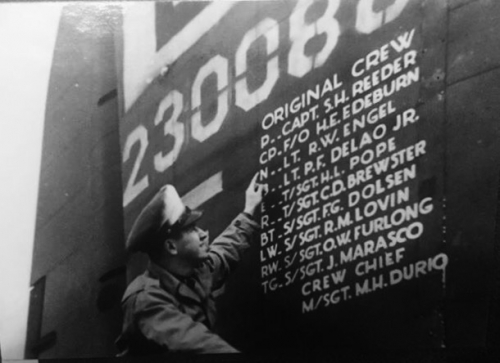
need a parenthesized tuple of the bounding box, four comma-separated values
(172, 225, 209, 264)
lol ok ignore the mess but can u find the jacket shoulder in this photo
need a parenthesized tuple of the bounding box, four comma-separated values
(122, 273, 161, 303)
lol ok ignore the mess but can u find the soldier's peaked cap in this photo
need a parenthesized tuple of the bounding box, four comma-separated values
(126, 185, 203, 253)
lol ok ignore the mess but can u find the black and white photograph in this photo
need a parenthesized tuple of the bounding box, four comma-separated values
(1, 0, 500, 362)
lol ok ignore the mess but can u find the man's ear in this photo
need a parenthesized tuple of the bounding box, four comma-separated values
(165, 239, 178, 256)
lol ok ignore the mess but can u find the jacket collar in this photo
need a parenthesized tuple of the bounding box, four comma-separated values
(147, 261, 206, 304)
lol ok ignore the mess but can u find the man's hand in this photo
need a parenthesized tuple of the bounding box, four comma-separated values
(244, 172, 267, 216)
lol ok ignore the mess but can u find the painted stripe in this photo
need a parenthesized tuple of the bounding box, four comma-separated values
(122, 1, 156, 112)
(182, 172, 223, 209)
(152, 1, 236, 75)
(122, 1, 236, 111)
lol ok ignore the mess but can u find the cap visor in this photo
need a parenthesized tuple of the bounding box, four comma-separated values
(182, 209, 203, 228)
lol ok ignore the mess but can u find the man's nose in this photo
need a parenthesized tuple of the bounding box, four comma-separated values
(197, 228, 208, 241)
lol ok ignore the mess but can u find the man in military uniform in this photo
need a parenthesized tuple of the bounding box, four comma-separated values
(116, 174, 265, 355)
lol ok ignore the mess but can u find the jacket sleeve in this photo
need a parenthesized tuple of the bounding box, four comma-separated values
(135, 288, 238, 353)
(207, 213, 260, 290)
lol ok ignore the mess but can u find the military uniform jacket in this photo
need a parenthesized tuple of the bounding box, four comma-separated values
(116, 213, 259, 355)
